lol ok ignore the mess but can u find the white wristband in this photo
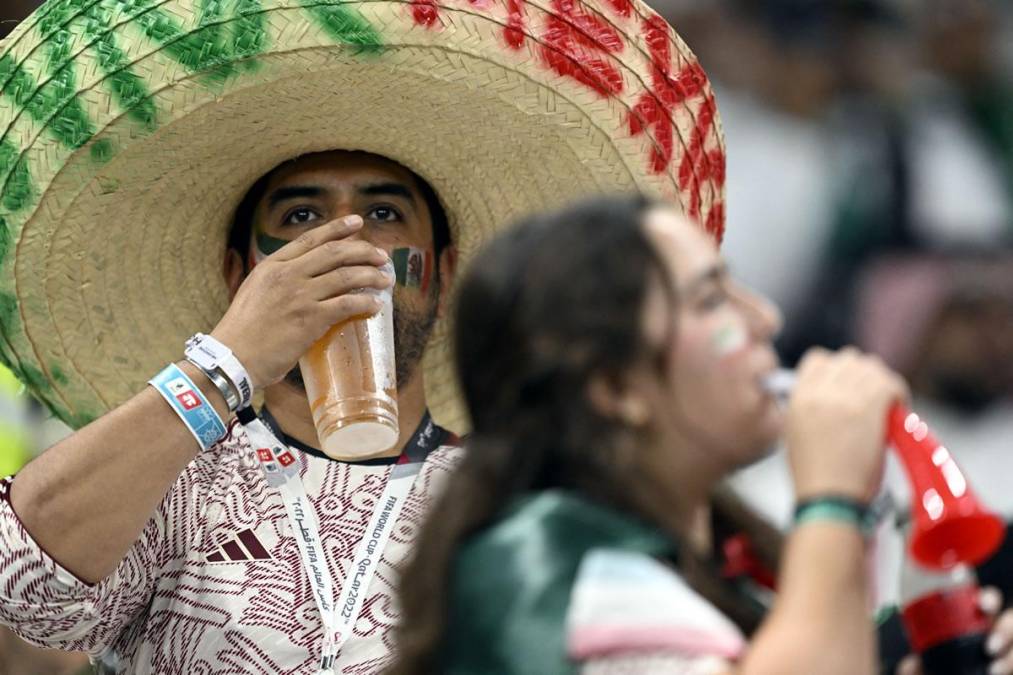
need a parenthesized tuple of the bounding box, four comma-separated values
(184, 333, 254, 411)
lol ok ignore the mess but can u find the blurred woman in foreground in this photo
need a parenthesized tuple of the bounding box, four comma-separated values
(393, 194, 912, 673)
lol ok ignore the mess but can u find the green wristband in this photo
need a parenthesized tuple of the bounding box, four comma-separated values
(794, 496, 874, 537)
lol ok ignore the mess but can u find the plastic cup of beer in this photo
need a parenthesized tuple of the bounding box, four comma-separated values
(299, 261, 398, 460)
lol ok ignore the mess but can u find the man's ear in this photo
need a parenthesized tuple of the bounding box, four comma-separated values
(223, 248, 246, 301)
(436, 244, 458, 318)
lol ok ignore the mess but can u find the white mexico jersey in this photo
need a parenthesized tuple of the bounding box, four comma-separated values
(0, 420, 462, 673)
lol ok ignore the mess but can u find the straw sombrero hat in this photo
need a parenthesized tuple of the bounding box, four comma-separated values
(0, 0, 725, 434)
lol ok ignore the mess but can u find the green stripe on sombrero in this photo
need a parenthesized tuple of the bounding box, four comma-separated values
(0, 0, 380, 206)
(81, 6, 159, 131)
(0, 0, 388, 425)
(0, 138, 34, 213)
(0, 52, 94, 150)
(300, 0, 384, 55)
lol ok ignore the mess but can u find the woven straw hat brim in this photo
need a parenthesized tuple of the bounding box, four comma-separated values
(0, 0, 725, 434)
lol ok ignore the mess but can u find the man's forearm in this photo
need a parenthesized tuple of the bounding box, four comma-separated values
(9, 362, 231, 584)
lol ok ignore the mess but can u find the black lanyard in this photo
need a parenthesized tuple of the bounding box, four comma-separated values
(258, 406, 448, 466)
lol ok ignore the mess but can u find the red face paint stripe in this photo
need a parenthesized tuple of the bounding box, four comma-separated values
(420, 251, 433, 294)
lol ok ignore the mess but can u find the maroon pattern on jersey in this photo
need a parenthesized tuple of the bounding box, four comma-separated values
(0, 423, 462, 673)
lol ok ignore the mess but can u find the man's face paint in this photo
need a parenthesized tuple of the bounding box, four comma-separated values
(250, 227, 290, 269)
(391, 247, 434, 292)
(711, 322, 748, 358)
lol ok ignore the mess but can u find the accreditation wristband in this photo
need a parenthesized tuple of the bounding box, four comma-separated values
(237, 407, 439, 674)
(148, 364, 228, 451)
(184, 333, 254, 410)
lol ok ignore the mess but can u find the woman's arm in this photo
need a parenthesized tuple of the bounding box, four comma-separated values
(738, 520, 873, 675)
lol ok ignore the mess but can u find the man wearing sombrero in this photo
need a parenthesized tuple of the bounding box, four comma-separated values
(0, 0, 725, 671)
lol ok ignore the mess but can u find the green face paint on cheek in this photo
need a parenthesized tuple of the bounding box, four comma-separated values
(252, 230, 290, 265)
(711, 322, 747, 357)
(391, 247, 433, 292)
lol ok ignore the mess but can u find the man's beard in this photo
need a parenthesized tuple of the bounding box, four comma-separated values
(285, 284, 439, 392)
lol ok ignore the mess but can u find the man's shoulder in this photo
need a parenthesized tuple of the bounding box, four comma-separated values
(424, 442, 464, 471)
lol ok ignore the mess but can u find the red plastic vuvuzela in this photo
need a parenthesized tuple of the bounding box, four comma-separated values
(888, 404, 1005, 569)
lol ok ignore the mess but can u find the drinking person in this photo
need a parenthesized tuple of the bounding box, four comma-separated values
(0, 0, 729, 670)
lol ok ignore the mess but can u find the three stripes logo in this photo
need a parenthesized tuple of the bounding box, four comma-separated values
(206, 529, 273, 563)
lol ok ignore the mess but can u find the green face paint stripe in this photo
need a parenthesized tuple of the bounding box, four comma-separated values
(255, 231, 289, 256)
(300, 1, 384, 54)
(391, 247, 409, 286)
(712, 323, 746, 356)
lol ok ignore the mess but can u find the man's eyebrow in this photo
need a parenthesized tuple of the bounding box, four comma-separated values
(684, 262, 728, 293)
(267, 185, 325, 208)
(358, 182, 416, 204)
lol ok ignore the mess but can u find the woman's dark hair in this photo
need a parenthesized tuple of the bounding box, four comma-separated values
(392, 194, 780, 673)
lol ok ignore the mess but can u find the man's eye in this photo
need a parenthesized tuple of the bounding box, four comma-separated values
(366, 206, 401, 223)
(283, 208, 321, 226)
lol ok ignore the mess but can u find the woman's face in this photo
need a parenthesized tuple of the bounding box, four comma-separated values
(642, 208, 784, 470)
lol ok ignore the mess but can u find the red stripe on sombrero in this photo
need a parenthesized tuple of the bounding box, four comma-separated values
(411, 0, 440, 27)
(541, 0, 625, 97)
(631, 15, 709, 174)
(505, 0, 526, 48)
(603, 0, 632, 17)
(627, 14, 725, 239)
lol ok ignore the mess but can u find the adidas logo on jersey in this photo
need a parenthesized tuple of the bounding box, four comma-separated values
(206, 529, 273, 563)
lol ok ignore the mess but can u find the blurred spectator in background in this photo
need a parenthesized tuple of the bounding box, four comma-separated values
(856, 251, 1013, 533)
(654, 0, 1013, 365)
(780, 0, 1013, 362)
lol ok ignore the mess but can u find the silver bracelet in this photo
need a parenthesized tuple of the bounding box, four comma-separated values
(185, 357, 240, 412)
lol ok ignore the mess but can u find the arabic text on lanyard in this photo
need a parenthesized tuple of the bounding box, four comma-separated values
(236, 406, 446, 674)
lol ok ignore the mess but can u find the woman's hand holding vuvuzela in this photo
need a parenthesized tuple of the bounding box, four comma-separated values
(785, 347, 909, 503)
(739, 347, 909, 675)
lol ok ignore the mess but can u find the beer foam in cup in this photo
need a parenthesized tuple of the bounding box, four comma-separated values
(322, 420, 399, 458)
